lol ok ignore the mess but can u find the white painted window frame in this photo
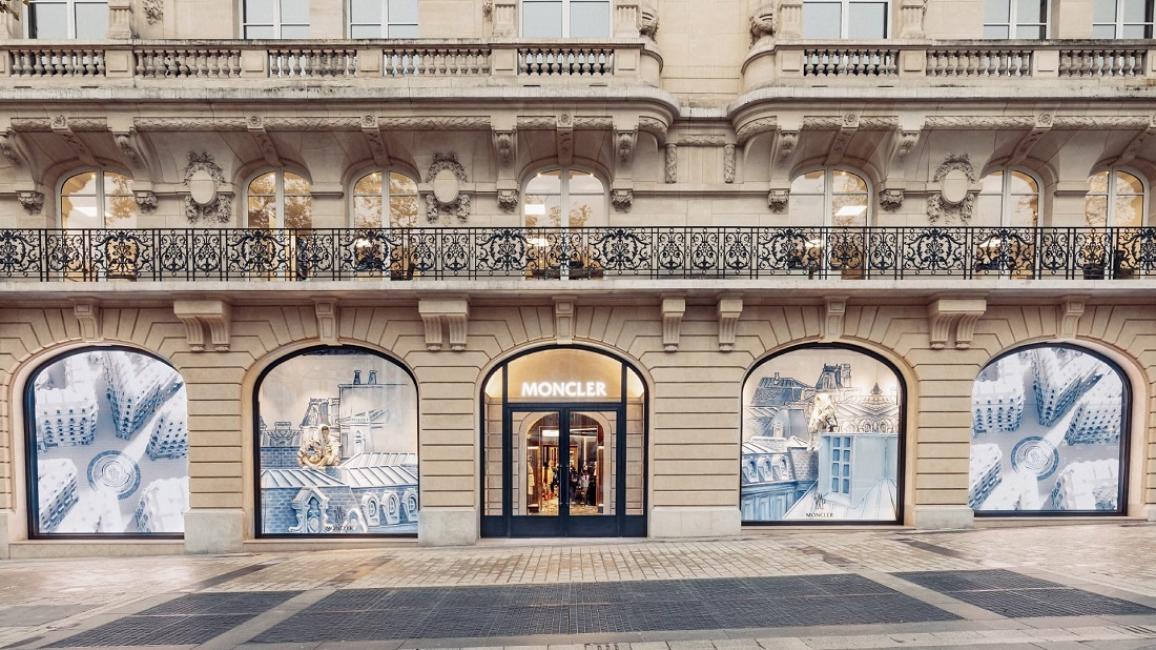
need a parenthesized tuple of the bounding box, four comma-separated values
(347, 0, 419, 38)
(57, 169, 132, 228)
(1092, 0, 1154, 38)
(521, 167, 608, 229)
(791, 167, 874, 227)
(245, 169, 311, 228)
(1087, 167, 1149, 227)
(983, 0, 1050, 39)
(24, 0, 109, 39)
(240, 0, 310, 39)
(802, 0, 891, 39)
(520, 0, 613, 38)
(348, 169, 420, 228)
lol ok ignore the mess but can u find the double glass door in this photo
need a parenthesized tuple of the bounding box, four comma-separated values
(512, 406, 620, 536)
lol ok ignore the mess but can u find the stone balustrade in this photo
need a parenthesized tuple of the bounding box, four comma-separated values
(0, 39, 656, 84)
(743, 40, 1156, 88)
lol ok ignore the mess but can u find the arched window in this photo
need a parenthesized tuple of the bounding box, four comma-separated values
(255, 346, 418, 536)
(26, 0, 108, 38)
(523, 169, 606, 228)
(741, 344, 904, 524)
(984, 0, 1049, 38)
(1086, 169, 1146, 228)
(970, 344, 1128, 514)
(27, 348, 189, 536)
(1093, 0, 1153, 38)
(802, 0, 888, 38)
(242, 0, 309, 38)
(978, 169, 1039, 227)
(60, 170, 137, 229)
(790, 168, 870, 226)
(246, 170, 312, 228)
(348, 0, 418, 37)
(521, 0, 611, 37)
(351, 170, 420, 228)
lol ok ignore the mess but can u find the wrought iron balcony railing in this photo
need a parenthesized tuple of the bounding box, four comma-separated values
(1, 226, 1154, 283)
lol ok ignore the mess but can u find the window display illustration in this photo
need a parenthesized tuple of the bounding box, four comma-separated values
(256, 348, 419, 535)
(29, 349, 189, 536)
(969, 345, 1126, 514)
(741, 347, 902, 523)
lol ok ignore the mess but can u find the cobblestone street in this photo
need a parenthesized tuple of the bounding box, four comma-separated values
(3, 524, 1156, 649)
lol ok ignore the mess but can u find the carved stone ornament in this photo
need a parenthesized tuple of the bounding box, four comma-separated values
(639, 2, 659, 39)
(142, 0, 163, 23)
(17, 190, 44, 214)
(134, 190, 158, 213)
(497, 189, 519, 212)
(927, 154, 978, 224)
(880, 189, 904, 211)
(611, 189, 633, 212)
(493, 129, 515, 165)
(182, 151, 229, 223)
(424, 152, 471, 222)
(616, 129, 637, 163)
(750, 2, 776, 44)
(768, 189, 789, 212)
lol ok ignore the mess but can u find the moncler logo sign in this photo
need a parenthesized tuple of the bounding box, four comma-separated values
(520, 381, 608, 398)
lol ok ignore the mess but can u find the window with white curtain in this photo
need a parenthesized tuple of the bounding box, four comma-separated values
(27, 0, 108, 38)
(1093, 0, 1154, 38)
(242, 0, 310, 38)
(983, 0, 1049, 38)
(521, 0, 611, 38)
(789, 169, 871, 226)
(977, 170, 1040, 226)
(349, 0, 419, 37)
(1086, 169, 1146, 227)
(802, 0, 889, 39)
(59, 170, 136, 228)
(522, 169, 606, 228)
(246, 170, 313, 228)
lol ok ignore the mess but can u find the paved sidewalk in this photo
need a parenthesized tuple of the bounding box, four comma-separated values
(2, 524, 1156, 649)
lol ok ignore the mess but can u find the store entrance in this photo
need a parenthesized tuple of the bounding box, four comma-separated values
(517, 407, 617, 536)
(481, 346, 647, 538)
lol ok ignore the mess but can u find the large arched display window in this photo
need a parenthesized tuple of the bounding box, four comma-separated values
(481, 346, 647, 538)
(741, 344, 905, 524)
(26, 347, 189, 537)
(254, 346, 418, 537)
(969, 343, 1129, 515)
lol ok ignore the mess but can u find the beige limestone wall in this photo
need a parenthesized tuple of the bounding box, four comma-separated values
(0, 297, 1154, 555)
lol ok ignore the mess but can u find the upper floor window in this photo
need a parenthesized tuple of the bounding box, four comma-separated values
(60, 170, 136, 228)
(802, 0, 889, 39)
(978, 169, 1039, 226)
(521, 0, 611, 38)
(246, 170, 312, 228)
(790, 168, 871, 226)
(27, 0, 108, 38)
(1093, 0, 1153, 38)
(349, 0, 418, 37)
(351, 170, 420, 228)
(242, 0, 309, 38)
(1086, 169, 1146, 227)
(984, 0, 1048, 38)
(523, 169, 606, 228)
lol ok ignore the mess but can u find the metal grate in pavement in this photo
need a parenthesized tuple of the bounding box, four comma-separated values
(47, 591, 299, 648)
(896, 569, 1156, 618)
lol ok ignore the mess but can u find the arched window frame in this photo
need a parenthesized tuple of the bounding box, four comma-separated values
(240, 0, 310, 38)
(244, 168, 313, 229)
(789, 167, 873, 227)
(348, 168, 421, 229)
(980, 167, 1043, 227)
(25, 345, 189, 538)
(520, 0, 612, 38)
(57, 168, 137, 229)
(983, 0, 1050, 38)
(521, 166, 608, 229)
(801, 0, 890, 39)
(347, 0, 419, 37)
(252, 344, 420, 538)
(23, 0, 109, 38)
(739, 342, 907, 526)
(1085, 167, 1148, 228)
(970, 342, 1131, 517)
(1093, 0, 1154, 38)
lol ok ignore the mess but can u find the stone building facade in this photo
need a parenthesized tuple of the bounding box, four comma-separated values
(0, 0, 1155, 555)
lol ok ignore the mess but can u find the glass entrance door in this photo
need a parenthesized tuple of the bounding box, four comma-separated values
(511, 406, 620, 536)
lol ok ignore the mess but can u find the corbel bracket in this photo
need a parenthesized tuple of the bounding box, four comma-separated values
(1058, 296, 1087, 340)
(73, 300, 102, 343)
(927, 297, 986, 350)
(315, 299, 340, 345)
(52, 115, 97, 166)
(822, 296, 848, 342)
(248, 116, 281, 166)
(661, 296, 686, 352)
(418, 297, 470, 351)
(554, 296, 576, 344)
(361, 115, 390, 168)
(174, 300, 232, 352)
(718, 295, 743, 352)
